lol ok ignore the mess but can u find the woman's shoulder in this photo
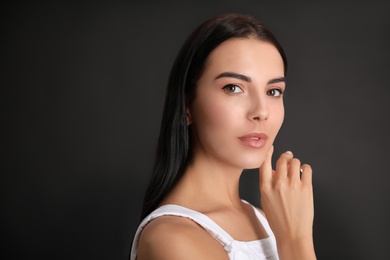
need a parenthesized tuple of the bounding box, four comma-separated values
(137, 215, 228, 260)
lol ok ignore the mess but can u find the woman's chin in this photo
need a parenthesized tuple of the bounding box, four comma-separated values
(240, 155, 267, 170)
(243, 164, 262, 170)
(239, 160, 264, 170)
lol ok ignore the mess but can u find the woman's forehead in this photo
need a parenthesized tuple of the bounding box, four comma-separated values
(202, 38, 284, 80)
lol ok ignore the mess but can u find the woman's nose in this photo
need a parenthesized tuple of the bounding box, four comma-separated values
(248, 95, 269, 121)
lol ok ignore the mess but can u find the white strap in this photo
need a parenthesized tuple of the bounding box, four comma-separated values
(130, 204, 234, 259)
(130, 202, 275, 260)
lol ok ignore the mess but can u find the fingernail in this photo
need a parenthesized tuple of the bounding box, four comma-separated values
(285, 151, 293, 155)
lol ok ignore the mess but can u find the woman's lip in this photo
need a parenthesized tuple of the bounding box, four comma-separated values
(238, 133, 268, 149)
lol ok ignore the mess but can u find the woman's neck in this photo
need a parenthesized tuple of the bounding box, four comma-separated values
(162, 152, 245, 212)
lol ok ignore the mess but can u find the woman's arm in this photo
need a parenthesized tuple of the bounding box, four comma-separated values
(259, 146, 316, 260)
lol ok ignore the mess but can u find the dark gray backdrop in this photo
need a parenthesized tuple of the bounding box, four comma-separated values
(2, 1, 389, 259)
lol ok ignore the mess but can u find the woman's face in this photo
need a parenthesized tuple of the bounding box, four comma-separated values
(187, 38, 285, 169)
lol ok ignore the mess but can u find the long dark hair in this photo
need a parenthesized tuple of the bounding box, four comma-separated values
(140, 13, 287, 220)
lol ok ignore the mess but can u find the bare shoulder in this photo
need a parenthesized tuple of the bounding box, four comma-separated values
(137, 215, 228, 260)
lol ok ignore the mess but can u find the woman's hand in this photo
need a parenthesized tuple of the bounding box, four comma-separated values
(259, 146, 316, 260)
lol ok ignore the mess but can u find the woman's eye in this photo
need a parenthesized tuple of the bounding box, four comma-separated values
(267, 88, 283, 97)
(222, 84, 243, 94)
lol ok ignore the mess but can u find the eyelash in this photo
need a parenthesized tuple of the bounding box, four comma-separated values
(222, 84, 284, 97)
(222, 84, 243, 94)
(267, 88, 284, 97)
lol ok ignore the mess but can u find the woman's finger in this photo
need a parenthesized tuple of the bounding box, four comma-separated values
(259, 145, 274, 188)
(275, 151, 294, 181)
(300, 164, 313, 185)
(288, 157, 302, 182)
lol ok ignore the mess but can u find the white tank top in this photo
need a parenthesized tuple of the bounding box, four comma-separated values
(130, 202, 279, 259)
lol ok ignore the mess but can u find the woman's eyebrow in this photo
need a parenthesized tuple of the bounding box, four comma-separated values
(215, 72, 285, 85)
(215, 72, 251, 82)
(268, 77, 285, 84)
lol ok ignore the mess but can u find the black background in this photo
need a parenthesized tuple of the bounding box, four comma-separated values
(2, 1, 390, 259)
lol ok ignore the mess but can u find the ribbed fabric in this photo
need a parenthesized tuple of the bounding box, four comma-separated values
(130, 201, 279, 259)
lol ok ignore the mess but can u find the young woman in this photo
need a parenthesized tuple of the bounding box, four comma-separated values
(130, 13, 316, 260)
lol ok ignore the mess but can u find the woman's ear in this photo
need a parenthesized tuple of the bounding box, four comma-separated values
(185, 96, 193, 126)
(186, 107, 193, 125)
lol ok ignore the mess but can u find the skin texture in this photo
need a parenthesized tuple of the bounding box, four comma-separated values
(188, 38, 285, 171)
(137, 38, 316, 259)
